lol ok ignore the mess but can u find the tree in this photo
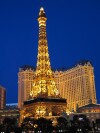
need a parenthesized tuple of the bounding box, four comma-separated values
(34, 117, 53, 133)
(21, 117, 54, 133)
(72, 114, 92, 132)
(56, 117, 68, 132)
(3, 117, 17, 132)
(21, 117, 34, 131)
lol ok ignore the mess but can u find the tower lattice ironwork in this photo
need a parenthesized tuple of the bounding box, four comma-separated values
(30, 7, 59, 98)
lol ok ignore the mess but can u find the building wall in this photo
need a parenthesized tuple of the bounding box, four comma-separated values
(0, 109, 20, 124)
(77, 104, 100, 113)
(53, 62, 97, 111)
(0, 86, 6, 109)
(18, 66, 35, 109)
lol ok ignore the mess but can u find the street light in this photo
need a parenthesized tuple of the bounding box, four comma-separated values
(77, 128, 82, 132)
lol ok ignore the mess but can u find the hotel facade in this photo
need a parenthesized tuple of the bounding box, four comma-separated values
(18, 65, 35, 109)
(54, 61, 97, 111)
(18, 61, 97, 111)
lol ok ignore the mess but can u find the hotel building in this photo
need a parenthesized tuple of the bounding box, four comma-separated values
(18, 65, 35, 109)
(0, 85, 6, 109)
(54, 61, 97, 111)
(18, 61, 97, 112)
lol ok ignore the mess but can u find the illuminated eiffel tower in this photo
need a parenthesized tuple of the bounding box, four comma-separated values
(20, 7, 66, 121)
(30, 7, 59, 98)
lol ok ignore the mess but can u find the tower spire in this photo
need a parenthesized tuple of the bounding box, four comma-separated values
(39, 7, 46, 18)
(30, 7, 59, 98)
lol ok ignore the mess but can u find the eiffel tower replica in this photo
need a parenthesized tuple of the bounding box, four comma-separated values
(20, 7, 66, 121)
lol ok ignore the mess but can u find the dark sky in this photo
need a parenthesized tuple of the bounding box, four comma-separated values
(0, 0, 100, 104)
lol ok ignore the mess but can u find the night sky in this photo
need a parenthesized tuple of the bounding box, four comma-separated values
(0, 0, 100, 104)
